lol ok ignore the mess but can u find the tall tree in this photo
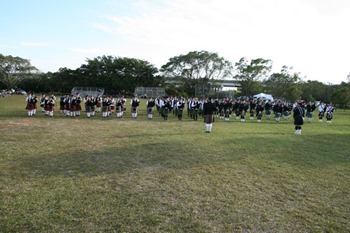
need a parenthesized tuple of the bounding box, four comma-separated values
(300, 80, 328, 102)
(77, 56, 159, 94)
(234, 57, 272, 96)
(160, 50, 233, 96)
(264, 66, 302, 98)
(331, 85, 350, 109)
(0, 54, 39, 88)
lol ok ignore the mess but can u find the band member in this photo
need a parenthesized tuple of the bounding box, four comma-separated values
(282, 102, 291, 120)
(249, 99, 256, 120)
(116, 97, 124, 118)
(146, 96, 156, 119)
(40, 93, 46, 112)
(223, 98, 231, 121)
(70, 95, 78, 117)
(32, 93, 38, 115)
(95, 95, 102, 113)
(273, 101, 283, 122)
(176, 97, 185, 120)
(326, 103, 335, 124)
(187, 98, 192, 117)
(318, 102, 326, 122)
(64, 95, 71, 116)
(256, 101, 264, 122)
(293, 101, 305, 134)
(214, 98, 220, 118)
(172, 96, 178, 116)
(25, 92, 35, 116)
(306, 101, 316, 123)
(85, 96, 95, 118)
(190, 98, 200, 121)
(102, 96, 110, 118)
(47, 95, 55, 117)
(130, 94, 140, 119)
(233, 99, 240, 120)
(239, 100, 249, 122)
(76, 93, 82, 116)
(203, 97, 217, 133)
(265, 100, 272, 120)
(161, 96, 171, 120)
(218, 99, 225, 119)
(120, 95, 127, 115)
(59, 94, 65, 114)
(43, 95, 50, 116)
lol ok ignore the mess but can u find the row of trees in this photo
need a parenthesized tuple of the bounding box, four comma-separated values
(1, 52, 349, 107)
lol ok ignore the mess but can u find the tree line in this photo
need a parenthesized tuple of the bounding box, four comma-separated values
(1, 52, 349, 108)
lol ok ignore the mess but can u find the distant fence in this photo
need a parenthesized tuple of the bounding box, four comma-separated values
(134, 87, 165, 98)
(71, 87, 104, 97)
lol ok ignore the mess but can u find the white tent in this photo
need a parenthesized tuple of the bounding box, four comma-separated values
(253, 93, 274, 101)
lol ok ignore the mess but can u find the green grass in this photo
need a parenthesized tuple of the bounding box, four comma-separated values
(1, 95, 350, 232)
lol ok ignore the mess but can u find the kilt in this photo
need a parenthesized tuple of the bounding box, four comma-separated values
(306, 112, 313, 118)
(147, 107, 153, 114)
(102, 106, 108, 112)
(86, 106, 92, 112)
(111, 106, 115, 111)
(131, 107, 137, 113)
(204, 115, 214, 124)
(265, 109, 271, 115)
(274, 112, 281, 118)
(25, 103, 34, 110)
(48, 106, 54, 111)
(294, 115, 304, 125)
(162, 107, 169, 115)
(326, 112, 333, 120)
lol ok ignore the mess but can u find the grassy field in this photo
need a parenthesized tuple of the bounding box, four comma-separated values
(0, 95, 349, 232)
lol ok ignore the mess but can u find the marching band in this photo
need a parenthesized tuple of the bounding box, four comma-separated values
(25, 93, 336, 131)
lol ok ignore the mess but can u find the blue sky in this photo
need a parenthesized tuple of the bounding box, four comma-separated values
(1, 0, 349, 84)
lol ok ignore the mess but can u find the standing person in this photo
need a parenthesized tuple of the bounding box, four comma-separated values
(326, 103, 335, 124)
(146, 96, 156, 119)
(47, 95, 55, 117)
(306, 101, 316, 123)
(32, 93, 38, 116)
(116, 96, 123, 118)
(256, 100, 264, 123)
(203, 97, 217, 133)
(25, 92, 35, 117)
(130, 94, 140, 119)
(249, 99, 256, 120)
(40, 93, 46, 112)
(190, 98, 200, 121)
(273, 101, 283, 122)
(265, 100, 272, 120)
(223, 97, 231, 121)
(239, 99, 249, 122)
(318, 101, 326, 122)
(85, 96, 94, 118)
(176, 97, 185, 120)
(293, 101, 305, 135)
(101, 96, 110, 118)
(76, 93, 82, 116)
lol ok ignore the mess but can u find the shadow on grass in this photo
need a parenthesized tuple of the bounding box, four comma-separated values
(27, 131, 350, 178)
(28, 141, 218, 177)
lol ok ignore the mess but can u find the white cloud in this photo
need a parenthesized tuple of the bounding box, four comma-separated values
(91, 0, 350, 83)
(20, 42, 52, 47)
